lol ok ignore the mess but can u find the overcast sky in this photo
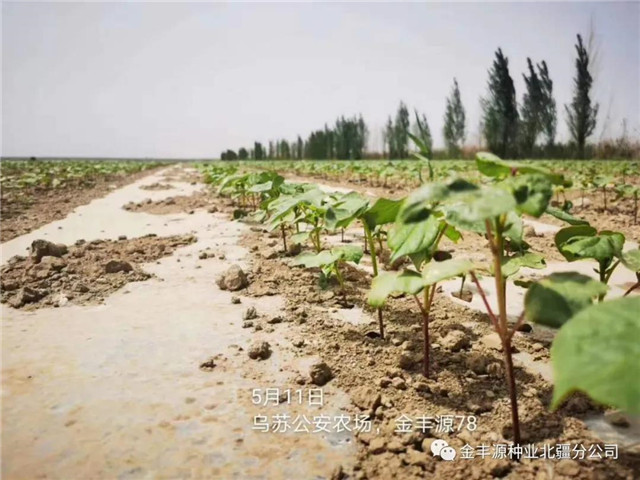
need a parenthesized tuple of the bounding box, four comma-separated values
(2, 1, 639, 158)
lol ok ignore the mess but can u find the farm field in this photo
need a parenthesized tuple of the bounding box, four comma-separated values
(1, 157, 639, 479)
(0, 160, 167, 242)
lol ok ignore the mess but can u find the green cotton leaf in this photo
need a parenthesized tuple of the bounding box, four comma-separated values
(247, 210, 268, 223)
(399, 183, 449, 223)
(388, 215, 441, 263)
(600, 231, 625, 253)
(476, 152, 565, 185)
(248, 181, 273, 193)
(620, 249, 640, 273)
(293, 250, 336, 269)
(362, 198, 402, 229)
(554, 225, 597, 251)
(550, 296, 640, 414)
(367, 270, 425, 308)
(558, 229, 625, 263)
(421, 258, 475, 286)
(332, 245, 364, 264)
(503, 211, 524, 248)
(290, 231, 311, 244)
(545, 206, 590, 226)
(501, 252, 546, 277)
(325, 192, 370, 230)
(506, 174, 553, 218)
(476, 152, 513, 178)
(399, 179, 477, 224)
(592, 175, 615, 188)
(267, 208, 296, 231)
(248, 174, 284, 193)
(443, 224, 462, 243)
(443, 186, 516, 231)
(525, 272, 608, 328)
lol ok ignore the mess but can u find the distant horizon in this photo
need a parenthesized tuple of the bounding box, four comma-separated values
(3, 2, 639, 158)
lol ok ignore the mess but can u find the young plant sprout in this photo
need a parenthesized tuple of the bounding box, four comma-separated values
(293, 245, 363, 292)
(326, 193, 402, 339)
(396, 152, 559, 445)
(554, 225, 625, 300)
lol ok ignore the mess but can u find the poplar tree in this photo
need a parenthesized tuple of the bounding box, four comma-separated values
(565, 34, 598, 158)
(481, 48, 519, 157)
(384, 117, 395, 159)
(394, 102, 410, 158)
(520, 58, 544, 156)
(443, 78, 466, 156)
(538, 61, 557, 148)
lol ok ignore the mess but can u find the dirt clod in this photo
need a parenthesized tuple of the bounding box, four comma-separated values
(30, 239, 68, 262)
(309, 361, 333, 386)
(248, 341, 271, 360)
(465, 352, 488, 375)
(440, 330, 470, 352)
(368, 438, 386, 455)
(555, 459, 580, 476)
(351, 386, 382, 413)
(104, 260, 133, 274)
(397, 352, 416, 370)
(243, 306, 258, 320)
(2, 234, 196, 310)
(199, 358, 216, 371)
(216, 265, 248, 291)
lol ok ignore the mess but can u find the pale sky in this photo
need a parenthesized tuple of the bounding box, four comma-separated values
(2, 1, 639, 158)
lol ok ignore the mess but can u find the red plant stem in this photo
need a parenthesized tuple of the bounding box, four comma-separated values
(486, 218, 521, 446)
(413, 292, 431, 378)
(624, 281, 640, 297)
(469, 271, 499, 332)
(502, 341, 521, 445)
(377, 309, 385, 340)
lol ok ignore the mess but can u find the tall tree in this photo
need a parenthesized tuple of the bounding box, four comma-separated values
(238, 147, 249, 160)
(296, 136, 303, 159)
(221, 149, 237, 161)
(279, 139, 290, 159)
(356, 114, 368, 159)
(254, 141, 265, 160)
(384, 117, 395, 159)
(268, 141, 274, 159)
(394, 102, 410, 158)
(519, 58, 544, 156)
(537, 61, 557, 148)
(413, 110, 433, 158)
(565, 34, 599, 158)
(442, 78, 466, 156)
(481, 48, 519, 157)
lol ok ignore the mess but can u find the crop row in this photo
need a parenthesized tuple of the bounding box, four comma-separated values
(200, 152, 640, 447)
(0, 160, 166, 191)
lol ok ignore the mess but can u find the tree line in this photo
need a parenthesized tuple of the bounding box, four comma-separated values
(221, 33, 622, 161)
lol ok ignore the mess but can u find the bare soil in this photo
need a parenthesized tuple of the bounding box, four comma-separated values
(140, 182, 175, 191)
(123, 191, 218, 215)
(1, 234, 195, 310)
(0, 168, 163, 243)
